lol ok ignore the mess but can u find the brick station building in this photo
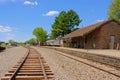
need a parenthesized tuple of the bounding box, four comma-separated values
(62, 20, 120, 49)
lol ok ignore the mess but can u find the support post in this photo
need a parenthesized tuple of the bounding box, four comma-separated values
(83, 36, 86, 49)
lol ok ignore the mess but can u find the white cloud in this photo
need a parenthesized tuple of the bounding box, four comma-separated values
(0, 25, 12, 32)
(34, 1, 38, 5)
(23, 1, 38, 6)
(43, 11, 59, 16)
(96, 19, 104, 22)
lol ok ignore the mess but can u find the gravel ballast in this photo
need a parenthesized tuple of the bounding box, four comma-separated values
(34, 47, 120, 80)
(0, 46, 27, 78)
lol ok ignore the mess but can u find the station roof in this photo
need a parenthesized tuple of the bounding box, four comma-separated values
(63, 19, 118, 38)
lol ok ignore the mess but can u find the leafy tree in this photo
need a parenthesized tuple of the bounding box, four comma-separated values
(8, 40, 17, 45)
(25, 38, 36, 45)
(51, 10, 82, 38)
(33, 27, 47, 43)
(9, 40, 15, 44)
(108, 0, 120, 22)
(17, 42, 25, 46)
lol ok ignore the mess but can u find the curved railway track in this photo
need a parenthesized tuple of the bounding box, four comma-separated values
(55, 49, 120, 79)
(1, 47, 54, 80)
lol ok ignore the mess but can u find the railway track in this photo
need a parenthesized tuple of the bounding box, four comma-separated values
(1, 47, 54, 80)
(54, 49, 120, 79)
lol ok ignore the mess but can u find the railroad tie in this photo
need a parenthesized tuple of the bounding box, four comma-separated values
(1, 48, 54, 80)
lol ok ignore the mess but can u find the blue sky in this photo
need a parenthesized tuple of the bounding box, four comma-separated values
(0, 0, 113, 42)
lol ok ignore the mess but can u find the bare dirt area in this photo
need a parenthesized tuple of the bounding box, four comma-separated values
(34, 47, 120, 80)
(0, 46, 27, 78)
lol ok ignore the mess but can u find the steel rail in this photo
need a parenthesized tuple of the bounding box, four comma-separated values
(56, 51, 120, 78)
(38, 56, 48, 80)
(9, 49, 30, 80)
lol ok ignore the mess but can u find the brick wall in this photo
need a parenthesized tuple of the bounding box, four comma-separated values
(85, 28, 101, 49)
(100, 21, 120, 49)
(85, 21, 120, 49)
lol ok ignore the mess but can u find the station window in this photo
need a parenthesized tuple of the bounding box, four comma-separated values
(110, 36, 115, 44)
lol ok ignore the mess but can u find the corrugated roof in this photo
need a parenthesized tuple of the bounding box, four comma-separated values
(63, 19, 116, 38)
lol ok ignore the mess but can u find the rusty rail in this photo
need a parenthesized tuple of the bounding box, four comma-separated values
(56, 51, 120, 78)
(39, 56, 48, 80)
(1, 47, 54, 80)
(9, 49, 30, 80)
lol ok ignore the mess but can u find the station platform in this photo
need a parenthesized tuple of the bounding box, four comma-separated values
(55, 47, 120, 59)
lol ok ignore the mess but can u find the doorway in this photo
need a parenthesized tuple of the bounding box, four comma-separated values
(110, 36, 115, 49)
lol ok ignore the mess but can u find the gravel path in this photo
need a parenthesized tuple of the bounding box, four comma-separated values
(0, 46, 27, 78)
(34, 47, 120, 80)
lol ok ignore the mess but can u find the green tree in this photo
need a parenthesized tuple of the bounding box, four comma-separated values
(8, 40, 17, 45)
(51, 10, 82, 38)
(25, 38, 36, 45)
(33, 27, 47, 43)
(108, 0, 120, 22)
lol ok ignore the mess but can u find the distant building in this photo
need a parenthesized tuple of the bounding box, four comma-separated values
(62, 20, 120, 49)
(46, 38, 62, 47)
(0, 41, 6, 51)
(0, 41, 5, 44)
(46, 40, 55, 46)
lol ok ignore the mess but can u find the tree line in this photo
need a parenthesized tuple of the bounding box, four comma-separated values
(25, 9, 81, 45)
(25, 0, 120, 45)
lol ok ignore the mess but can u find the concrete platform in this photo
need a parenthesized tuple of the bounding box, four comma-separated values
(56, 47, 120, 59)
